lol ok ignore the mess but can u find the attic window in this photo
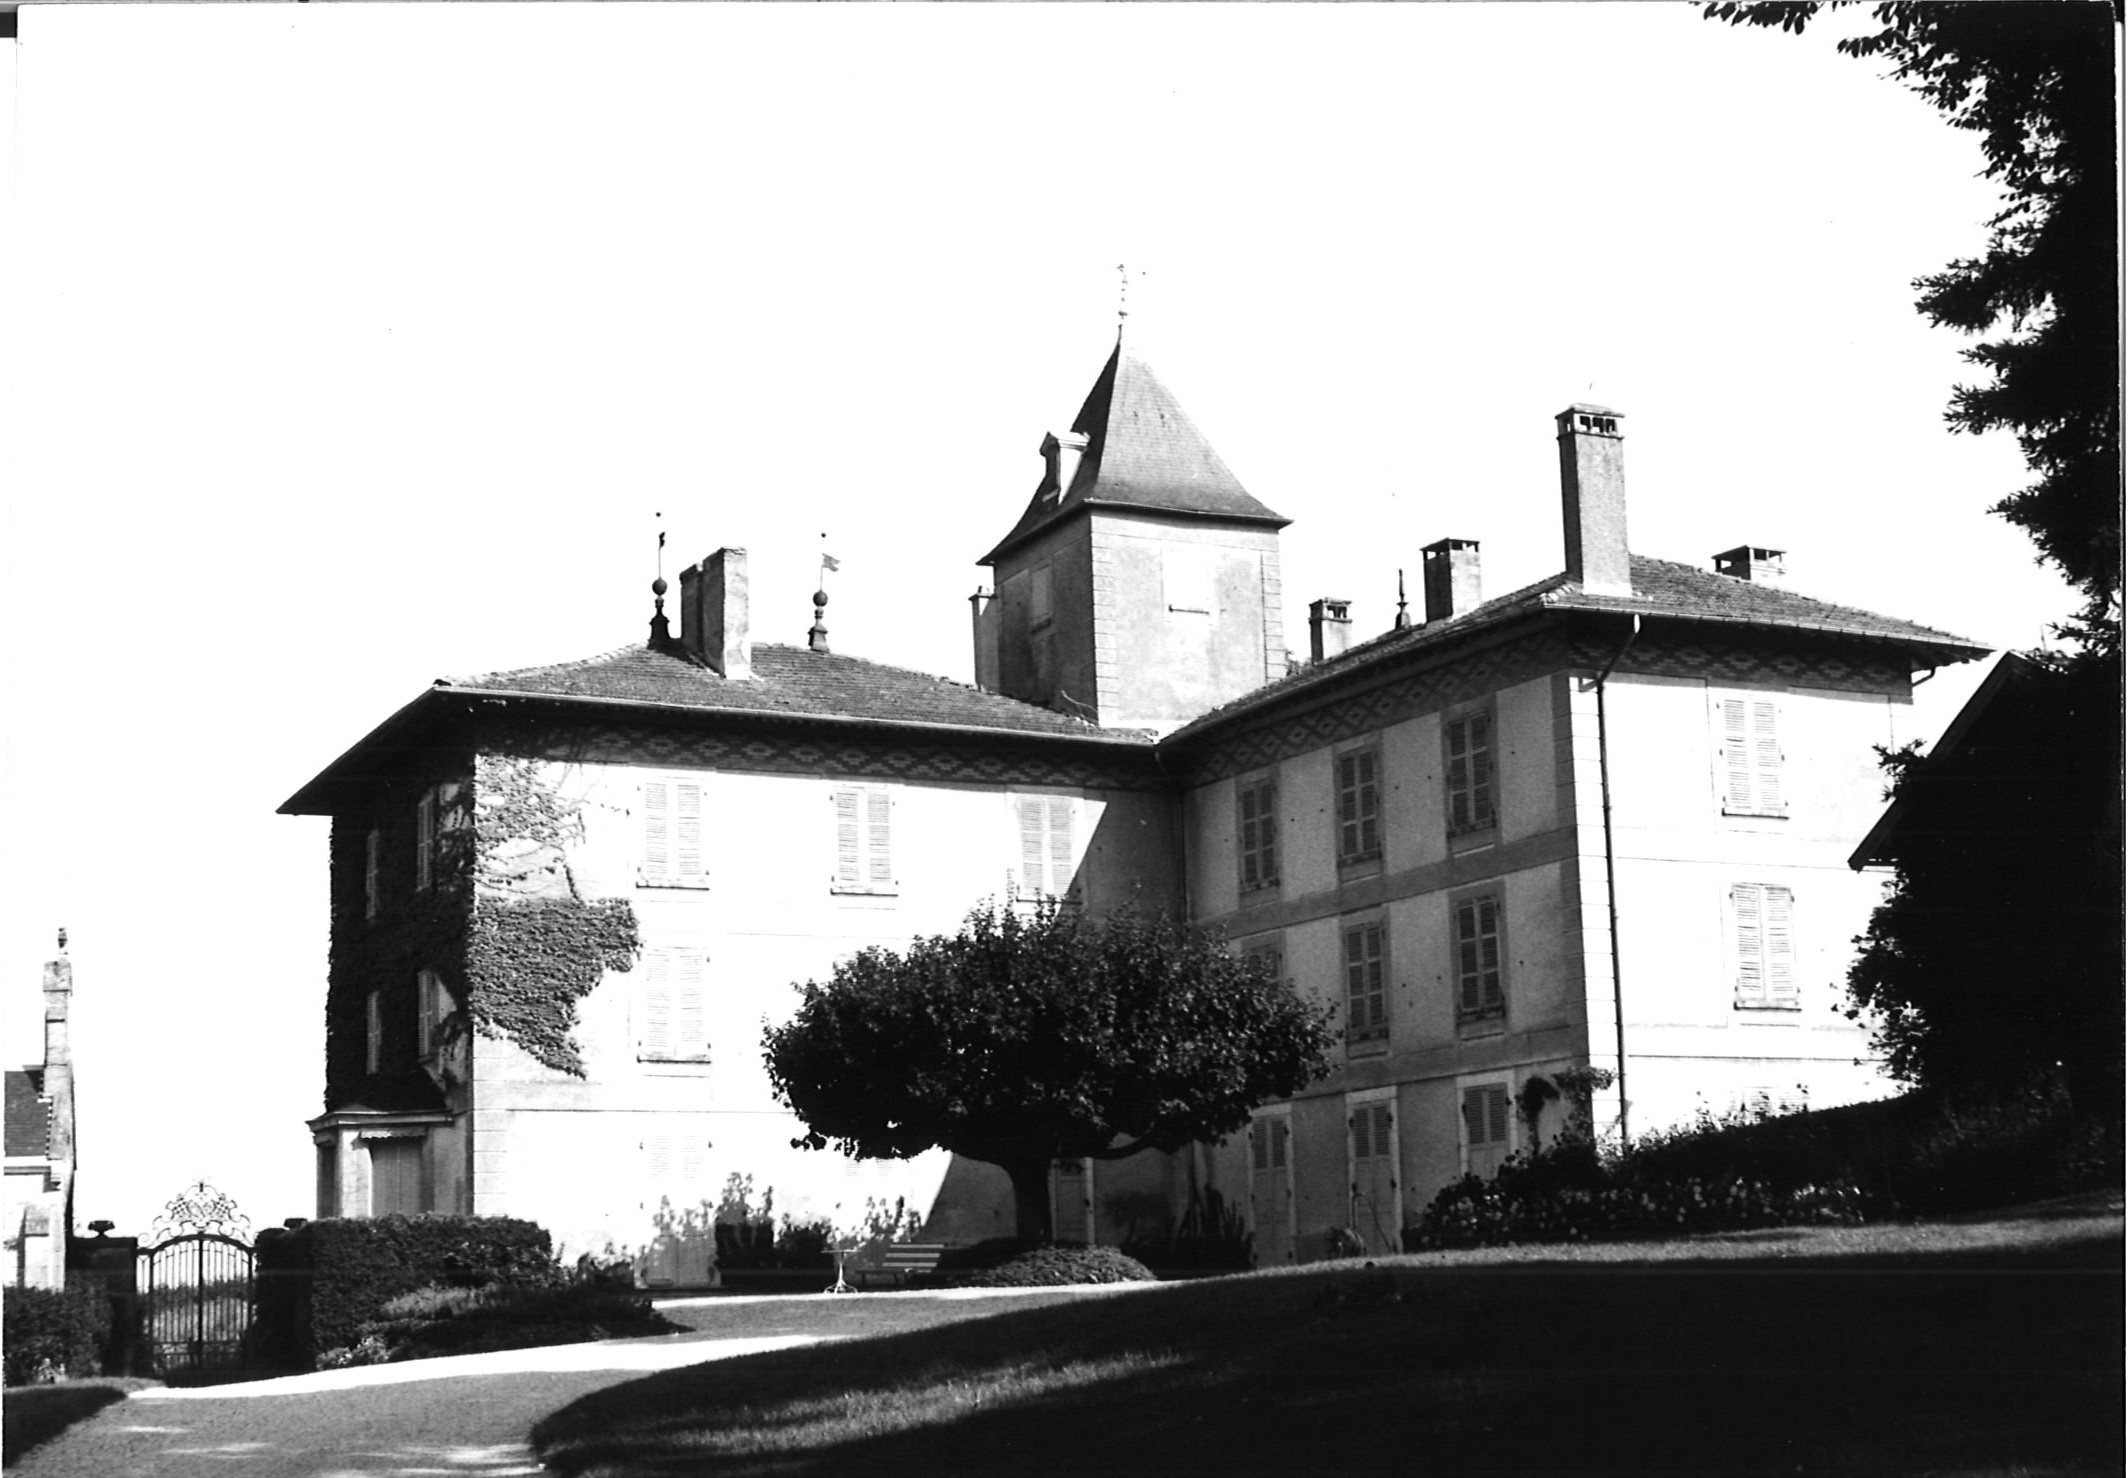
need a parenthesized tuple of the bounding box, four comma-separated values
(1164, 547, 1214, 615)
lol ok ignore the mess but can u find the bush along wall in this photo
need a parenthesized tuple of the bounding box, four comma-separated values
(2, 1286, 114, 1385)
(253, 1214, 555, 1369)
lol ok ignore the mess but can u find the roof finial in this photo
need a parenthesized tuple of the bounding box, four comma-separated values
(56, 927, 67, 953)
(1394, 569, 1411, 630)
(648, 511, 673, 648)
(1116, 263, 1143, 342)
(810, 534, 836, 653)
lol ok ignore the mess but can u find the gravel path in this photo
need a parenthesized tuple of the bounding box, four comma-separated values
(9, 1331, 820, 1478)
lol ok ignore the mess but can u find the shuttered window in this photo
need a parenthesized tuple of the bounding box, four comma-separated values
(364, 828, 381, 921)
(641, 948, 711, 1062)
(1343, 921, 1388, 1045)
(415, 791, 436, 892)
(1335, 749, 1381, 863)
(831, 786, 896, 894)
(640, 777, 709, 887)
(1731, 883, 1799, 1010)
(1720, 697, 1786, 816)
(1237, 776, 1280, 893)
(1243, 939, 1285, 987)
(1461, 1082, 1512, 1179)
(416, 969, 449, 1059)
(1249, 1116, 1290, 1174)
(1013, 794, 1077, 900)
(365, 989, 384, 1074)
(1348, 1100, 1398, 1256)
(368, 1139, 426, 1216)
(1446, 712, 1496, 833)
(1454, 895, 1506, 1024)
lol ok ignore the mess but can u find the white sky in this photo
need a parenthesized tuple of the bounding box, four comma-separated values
(0, 2, 2077, 1235)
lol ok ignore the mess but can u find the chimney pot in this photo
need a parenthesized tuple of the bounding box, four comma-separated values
(1308, 597, 1353, 663)
(1421, 538, 1482, 623)
(681, 548, 752, 679)
(1556, 403, 1631, 596)
(1713, 545, 1786, 584)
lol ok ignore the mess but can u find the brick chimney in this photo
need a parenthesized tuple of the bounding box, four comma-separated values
(1309, 598, 1353, 663)
(1713, 545, 1786, 585)
(1556, 404, 1631, 596)
(1041, 431, 1088, 504)
(1421, 538, 1482, 623)
(679, 548, 752, 679)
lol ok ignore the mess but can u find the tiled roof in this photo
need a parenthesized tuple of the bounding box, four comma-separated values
(1169, 554, 1989, 744)
(447, 641, 1153, 745)
(4, 1070, 48, 1158)
(981, 346, 1288, 565)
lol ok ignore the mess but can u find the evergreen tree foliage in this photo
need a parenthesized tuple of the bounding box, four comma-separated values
(763, 902, 1336, 1241)
(1708, 1, 2121, 646)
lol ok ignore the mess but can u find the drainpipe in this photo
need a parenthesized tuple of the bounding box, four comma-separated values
(1593, 614, 1641, 1147)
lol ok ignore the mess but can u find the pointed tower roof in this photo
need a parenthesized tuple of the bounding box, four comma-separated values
(980, 346, 1289, 565)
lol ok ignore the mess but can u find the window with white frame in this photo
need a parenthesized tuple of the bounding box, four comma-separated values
(1459, 1078, 1513, 1179)
(1730, 883, 1799, 1010)
(364, 828, 381, 921)
(639, 947, 711, 1063)
(1445, 710, 1496, 834)
(1011, 793, 1077, 901)
(1163, 546, 1214, 615)
(831, 785, 896, 895)
(1718, 695, 1786, 816)
(639, 775, 710, 888)
(1237, 774, 1280, 894)
(1334, 747, 1381, 864)
(1343, 919, 1388, 1047)
(1454, 893, 1506, 1027)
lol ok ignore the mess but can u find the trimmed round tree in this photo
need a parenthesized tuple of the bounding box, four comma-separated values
(763, 901, 1336, 1241)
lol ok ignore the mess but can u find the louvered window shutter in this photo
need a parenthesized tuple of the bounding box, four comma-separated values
(866, 789, 893, 889)
(1733, 884, 1765, 1006)
(415, 793, 436, 891)
(1722, 700, 1755, 810)
(1250, 1121, 1269, 1173)
(1273, 1120, 1289, 1170)
(833, 789, 862, 889)
(1484, 1085, 1509, 1147)
(642, 950, 673, 1059)
(646, 1131, 671, 1184)
(675, 951, 707, 1058)
(643, 781, 670, 878)
(365, 830, 381, 921)
(1357, 752, 1379, 855)
(1464, 710, 1498, 825)
(1016, 797, 1046, 896)
(1447, 721, 1472, 830)
(674, 782, 704, 880)
(1765, 886, 1797, 1008)
(1047, 796, 1073, 896)
(1373, 1104, 1395, 1160)
(1751, 702, 1783, 811)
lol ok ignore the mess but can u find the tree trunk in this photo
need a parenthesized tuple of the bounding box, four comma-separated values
(1003, 1157, 1054, 1243)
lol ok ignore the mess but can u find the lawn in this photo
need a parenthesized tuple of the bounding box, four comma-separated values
(1, 1379, 160, 1468)
(535, 1194, 2123, 1478)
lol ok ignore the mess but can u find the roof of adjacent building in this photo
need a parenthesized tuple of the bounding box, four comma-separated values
(4, 1069, 48, 1158)
(980, 345, 1289, 565)
(446, 640, 1151, 743)
(1166, 553, 1990, 746)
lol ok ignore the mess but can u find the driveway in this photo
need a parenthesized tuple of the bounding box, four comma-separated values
(9, 1330, 820, 1478)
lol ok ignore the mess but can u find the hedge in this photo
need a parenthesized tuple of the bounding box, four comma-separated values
(3, 1286, 113, 1386)
(254, 1214, 554, 1368)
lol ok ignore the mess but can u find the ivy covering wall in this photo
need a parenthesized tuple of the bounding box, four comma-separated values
(324, 754, 638, 1106)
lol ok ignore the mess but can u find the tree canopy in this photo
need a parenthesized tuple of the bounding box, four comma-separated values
(1708, 1, 2121, 646)
(763, 902, 1336, 1240)
(1846, 653, 2122, 1112)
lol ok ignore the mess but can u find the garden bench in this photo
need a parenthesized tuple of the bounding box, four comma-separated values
(849, 1242, 948, 1290)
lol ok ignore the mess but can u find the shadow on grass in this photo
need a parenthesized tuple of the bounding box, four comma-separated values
(2, 1380, 157, 1467)
(537, 1240, 2124, 1478)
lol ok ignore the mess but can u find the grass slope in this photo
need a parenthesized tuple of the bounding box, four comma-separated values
(1, 1380, 159, 1468)
(537, 1198, 2123, 1478)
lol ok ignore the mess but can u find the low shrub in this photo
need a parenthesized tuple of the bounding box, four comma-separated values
(958, 1245, 1157, 1288)
(3, 1286, 113, 1386)
(254, 1213, 555, 1369)
(320, 1270, 674, 1367)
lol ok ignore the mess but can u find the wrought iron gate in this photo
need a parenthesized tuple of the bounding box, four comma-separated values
(137, 1182, 254, 1381)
